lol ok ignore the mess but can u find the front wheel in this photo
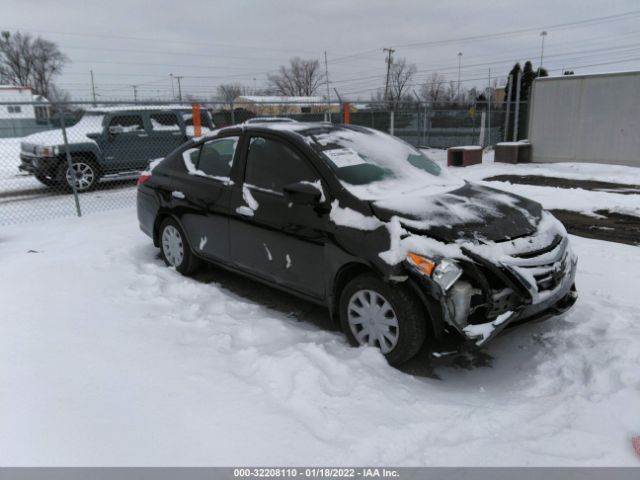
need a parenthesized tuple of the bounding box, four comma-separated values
(58, 158, 100, 192)
(159, 217, 202, 275)
(339, 274, 427, 366)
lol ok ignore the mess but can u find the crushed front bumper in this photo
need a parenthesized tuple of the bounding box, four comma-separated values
(462, 251, 578, 346)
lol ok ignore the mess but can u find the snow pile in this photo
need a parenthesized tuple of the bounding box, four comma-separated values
(0, 210, 639, 465)
(306, 128, 464, 200)
(421, 148, 640, 217)
(329, 200, 383, 231)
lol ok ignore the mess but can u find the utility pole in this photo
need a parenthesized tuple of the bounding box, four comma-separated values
(173, 75, 184, 102)
(169, 74, 175, 100)
(324, 51, 331, 122)
(539, 31, 548, 70)
(132, 85, 138, 103)
(457, 52, 463, 100)
(383, 47, 395, 102)
(90, 70, 97, 106)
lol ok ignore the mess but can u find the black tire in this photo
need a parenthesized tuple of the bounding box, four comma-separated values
(339, 274, 427, 366)
(57, 156, 100, 192)
(158, 217, 202, 275)
(34, 173, 59, 187)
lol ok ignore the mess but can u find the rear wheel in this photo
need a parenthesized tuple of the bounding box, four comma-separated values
(58, 157, 100, 192)
(339, 274, 427, 366)
(159, 217, 202, 275)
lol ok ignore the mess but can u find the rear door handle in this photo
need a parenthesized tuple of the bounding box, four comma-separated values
(137, 133, 149, 137)
(235, 206, 254, 217)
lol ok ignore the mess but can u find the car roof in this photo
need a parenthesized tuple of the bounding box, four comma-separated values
(197, 122, 365, 145)
(85, 105, 194, 114)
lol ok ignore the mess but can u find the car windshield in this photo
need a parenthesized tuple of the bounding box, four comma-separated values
(302, 125, 462, 199)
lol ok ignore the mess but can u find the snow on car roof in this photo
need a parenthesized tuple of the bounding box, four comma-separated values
(85, 105, 194, 113)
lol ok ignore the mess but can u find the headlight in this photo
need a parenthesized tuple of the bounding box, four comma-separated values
(406, 252, 462, 291)
(35, 145, 56, 157)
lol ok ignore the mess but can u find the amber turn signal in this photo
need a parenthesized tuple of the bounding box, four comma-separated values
(406, 252, 435, 276)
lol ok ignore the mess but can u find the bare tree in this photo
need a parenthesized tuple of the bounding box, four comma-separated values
(216, 83, 248, 102)
(267, 57, 325, 96)
(420, 72, 445, 105)
(444, 80, 458, 103)
(0, 31, 68, 98)
(387, 58, 417, 106)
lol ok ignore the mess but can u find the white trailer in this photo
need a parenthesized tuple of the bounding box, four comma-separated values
(0, 86, 50, 137)
(528, 71, 640, 167)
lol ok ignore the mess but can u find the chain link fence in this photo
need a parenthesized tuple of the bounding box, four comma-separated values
(0, 99, 528, 225)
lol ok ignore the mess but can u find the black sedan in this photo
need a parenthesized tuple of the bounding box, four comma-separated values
(137, 122, 577, 365)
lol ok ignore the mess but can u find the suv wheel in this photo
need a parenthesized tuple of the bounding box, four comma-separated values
(339, 274, 427, 366)
(58, 157, 100, 192)
(159, 217, 202, 275)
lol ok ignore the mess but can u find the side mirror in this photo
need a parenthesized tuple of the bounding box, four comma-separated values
(283, 181, 322, 205)
(86, 132, 100, 140)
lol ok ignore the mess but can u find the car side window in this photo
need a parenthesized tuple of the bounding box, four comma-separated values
(245, 136, 316, 192)
(197, 136, 239, 178)
(109, 115, 144, 133)
(150, 113, 180, 131)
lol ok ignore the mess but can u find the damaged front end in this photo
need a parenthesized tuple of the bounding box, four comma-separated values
(402, 214, 578, 348)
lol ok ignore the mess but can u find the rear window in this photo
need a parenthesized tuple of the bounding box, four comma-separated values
(108, 115, 144, 132)
(150, 113, 180, 131)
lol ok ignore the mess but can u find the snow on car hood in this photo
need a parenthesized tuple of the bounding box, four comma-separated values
(371, 182, 543, 242)
(21, 114, 104, 147)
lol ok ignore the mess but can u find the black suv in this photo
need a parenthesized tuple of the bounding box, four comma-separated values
(19, 106, 213, 191)
(137, 122, 577, 365)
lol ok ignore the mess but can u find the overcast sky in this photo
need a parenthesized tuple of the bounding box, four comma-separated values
(2, 0, 640, 100)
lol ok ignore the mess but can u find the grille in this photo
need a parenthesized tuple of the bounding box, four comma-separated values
(500, 235, 570, 298)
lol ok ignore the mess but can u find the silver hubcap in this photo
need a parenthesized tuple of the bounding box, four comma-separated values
(347, 289, 399, 354)
(66, 162, 95, 191)
(161, 225, 184, 267)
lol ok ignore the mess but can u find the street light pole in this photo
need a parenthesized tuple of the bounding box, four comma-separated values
(539, 31, 548, 70)
(457, 52, 463, 100)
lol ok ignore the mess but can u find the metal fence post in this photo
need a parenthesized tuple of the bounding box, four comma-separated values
(503, 75, 513, 142)
(389, 110, 394, 136)
(59, 107, 82, 217)
(513, 71, 522, 141)
(230, 102, 235, 125)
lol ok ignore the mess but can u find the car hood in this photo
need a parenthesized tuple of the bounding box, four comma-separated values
(370, 182, 543, 242)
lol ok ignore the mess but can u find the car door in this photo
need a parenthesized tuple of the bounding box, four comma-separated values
(177, 135, 240, 262)
(229, 134, 328, 299)
(147, 111, 187, 160)
(100, 113, 153, 171)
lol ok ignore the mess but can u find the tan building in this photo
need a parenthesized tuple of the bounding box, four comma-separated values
(233, 95, 339, 115)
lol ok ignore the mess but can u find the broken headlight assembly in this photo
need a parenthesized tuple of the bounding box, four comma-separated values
(406, 252, 463, 291)
(406, 252, 482, 331)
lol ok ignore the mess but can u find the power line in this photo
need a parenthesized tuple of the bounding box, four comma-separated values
(328, 8, 640, 64)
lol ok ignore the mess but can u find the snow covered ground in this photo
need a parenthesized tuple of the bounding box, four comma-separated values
(423, 148, 640, 217)
(1, 210, 639, 466)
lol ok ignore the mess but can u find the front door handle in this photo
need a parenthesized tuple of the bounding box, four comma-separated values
(235, 205, 254, 217)
(137, 133, 149, 137)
